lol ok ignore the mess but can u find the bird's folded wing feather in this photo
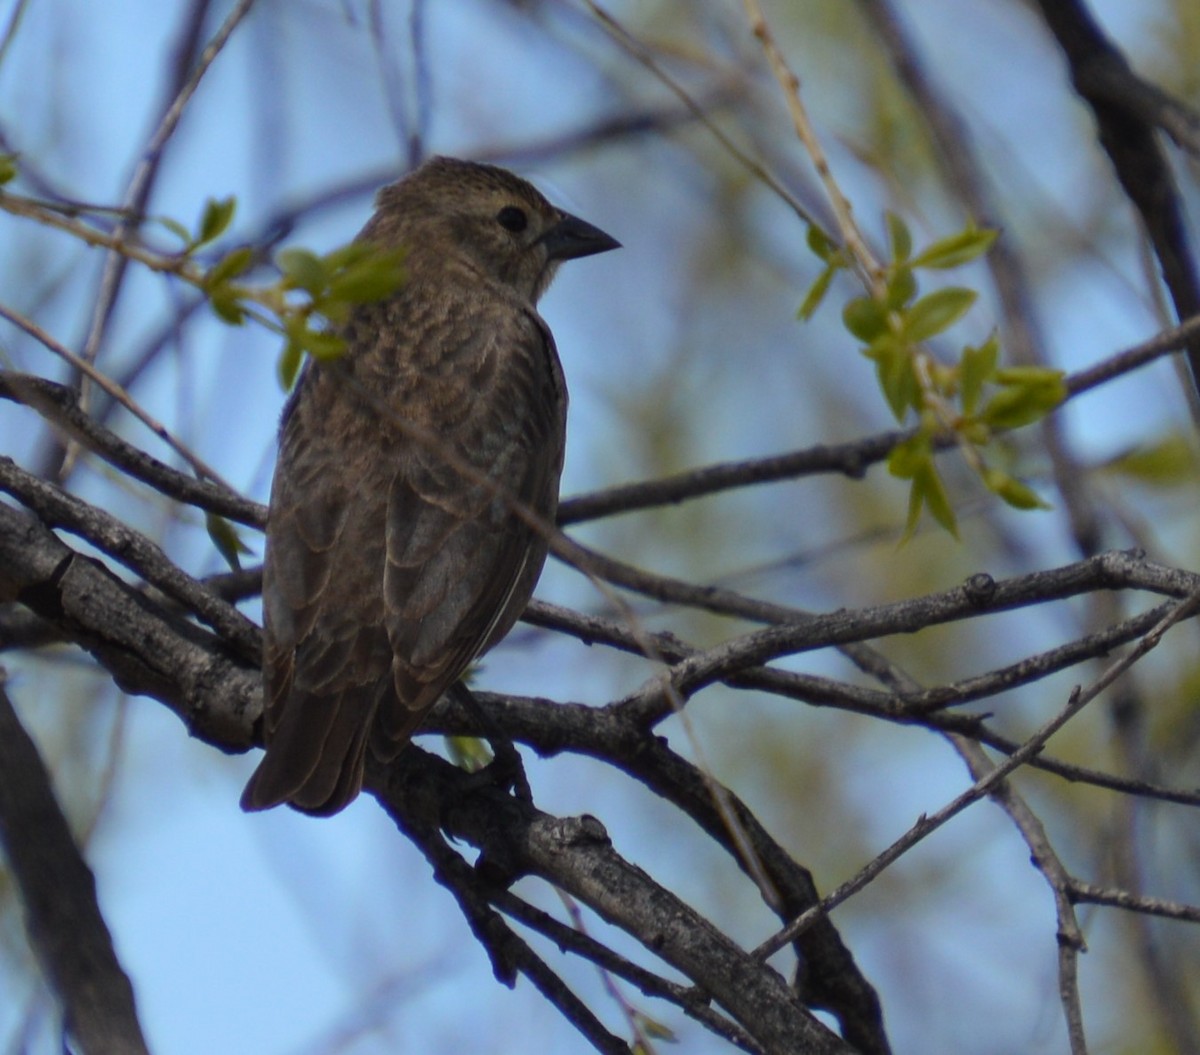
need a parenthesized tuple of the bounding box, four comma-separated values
(248, 417, 395, 812)
(375, 311, 565, 752)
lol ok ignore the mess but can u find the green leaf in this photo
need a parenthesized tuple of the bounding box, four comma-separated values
(980, 376, 1066, 429)
(902, 286, 976, 342)
(912, 226, 997, 269)
(325, 250, 406, 305)
(209, 287, 246, 325)
(897, 460, 960, 544)
(875, 343, 918, 421)
(959, 335, 999, 415)
(886, 211, 912, 262)
(277, 340, 304, 390)
(197, 196, 236, 246)
(887, 434, 928, 479)
(277, 247, 328, 297)
(961, 420, 991, 445)
(322, 241, 377, 271)
(1103, 434, 1199, 488)
(984, 468, 1050, 510)
(843, 296, 890, 342)
(205, 246, 255, 288)
(300, 327, 347, 362)
(158, 216, 192, 245)
(915, 460, 958, 536)
(884, 266, 917, 310)
(992, 365, 1066, 386)
(445, 736, 493, 773)
(900, 475, 924, 544)
(633, 1011, 678, 1042)
(205, 513, 251, 571)
(0, 153, 18, 185)
(806, 223, 835, 262)
(798, 263, 836, 320)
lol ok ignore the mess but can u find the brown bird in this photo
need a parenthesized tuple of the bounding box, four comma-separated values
(241, 156, 618, 815)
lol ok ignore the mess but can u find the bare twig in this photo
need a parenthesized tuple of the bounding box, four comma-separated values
(80, 0, 257, 370)
(1030, 0, 1200, 397)
(496, 890, 764, 1053)
(559, 311, 1200, 524)
(370, 748, 857, 1055)
(1067, 881, 1200, 925)
(755, 590, 1200, 960)
(0, 0, 31, 72)
(0, 303, 234, 490)
(0, 372, 263, 525)
(740, 0, 883, 290)
(575, 0, 820, 227)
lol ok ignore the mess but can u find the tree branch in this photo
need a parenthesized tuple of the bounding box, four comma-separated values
(368, 749, 859, 1055)
(0, 676, 150, 1055)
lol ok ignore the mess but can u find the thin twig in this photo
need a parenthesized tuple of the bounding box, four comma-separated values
(740, 0, 883, 291)
(559, 310, 1200, 524)
(496, 889, 764, 1053)
(754, 589, 1200, 960)
(80, 0, 257, 369)
(0, 0, 31, 72)
(1067, 881, 1200, 924)
(0, 303, 234, 490)
(0, 674, 151, 1055)
(0, 372, 262, 524)
(575, 0, 819, 227)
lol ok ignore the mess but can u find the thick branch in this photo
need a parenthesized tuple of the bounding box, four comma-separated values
(0, 502, 257, 751)
(368, 749, 857, 1055)
(1032, 0, 1200, 391)
(0, 679, 150, 1055)
(0, 455, 261, 661)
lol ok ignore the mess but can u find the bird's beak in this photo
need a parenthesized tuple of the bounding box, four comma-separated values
(540, 211, 621, 262)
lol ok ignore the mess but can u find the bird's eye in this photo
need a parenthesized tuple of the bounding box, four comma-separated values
(496, 205, 528, 233)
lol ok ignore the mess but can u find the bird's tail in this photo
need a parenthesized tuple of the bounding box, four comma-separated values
(240, 687, 374, 816)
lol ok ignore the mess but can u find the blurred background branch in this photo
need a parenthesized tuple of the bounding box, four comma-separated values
(1, 1, 1199, 1053)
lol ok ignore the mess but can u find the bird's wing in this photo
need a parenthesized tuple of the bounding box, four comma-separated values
(374, 309, 565, 754)
(243, 388, 397, 814)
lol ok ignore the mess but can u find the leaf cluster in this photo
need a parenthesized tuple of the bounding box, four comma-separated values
(164, 197, 407, 391)
(802, 214, 1066, 537)
(272, 242, 408, 389)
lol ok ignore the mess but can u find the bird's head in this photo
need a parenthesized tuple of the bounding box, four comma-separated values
(368, 155, 620, 302)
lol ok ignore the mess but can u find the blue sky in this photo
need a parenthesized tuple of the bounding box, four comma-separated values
(1, 1, 1196, 1052)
